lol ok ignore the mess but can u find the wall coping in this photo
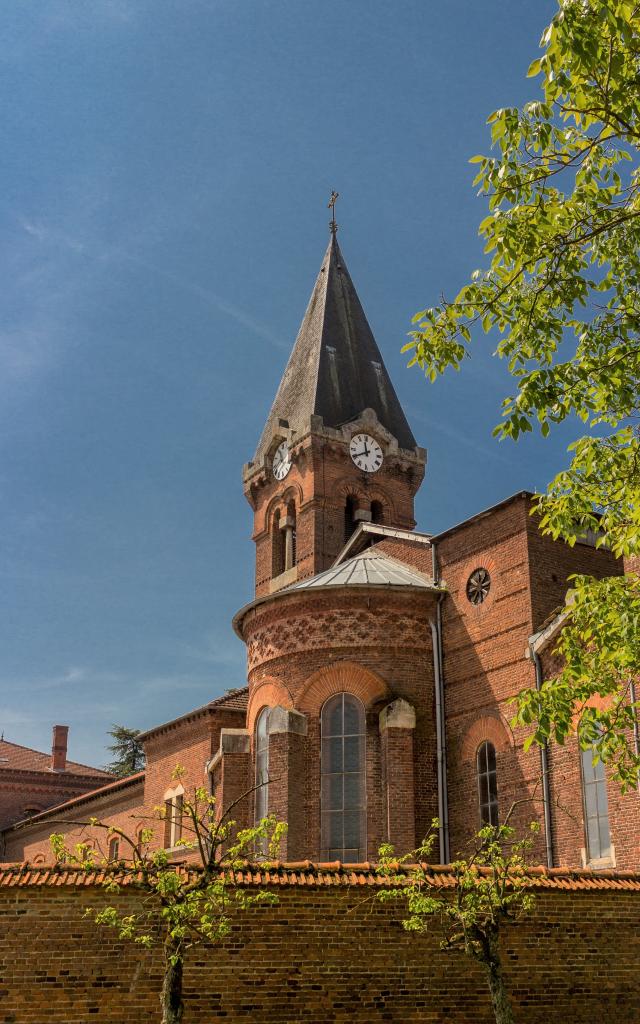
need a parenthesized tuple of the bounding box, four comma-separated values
(1, 862, 639, 892)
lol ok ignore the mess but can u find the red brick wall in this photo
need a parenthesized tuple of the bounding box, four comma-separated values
(246, 430, 424, 597)
(436, 497, 546, 858)
(435, 493, 633, 868)
(0, 772, 107, 831)
(240, 586, 439, 857)
(2, 780, 145, 862)
(1, 880, 639, 1023)
(539, 647, 640, 871)
(369, 535, 433, 574)
(3, 707, 247, 864)
(526, 505, 622, 632)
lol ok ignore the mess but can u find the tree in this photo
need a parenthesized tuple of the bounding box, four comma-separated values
(378, 818, 539, 1024)
(104, 724, 146, 777)
(49, 770, 287, 1024)
(405, 0, 640, 783)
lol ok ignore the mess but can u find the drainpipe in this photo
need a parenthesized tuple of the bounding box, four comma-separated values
(530, 645, 554, 868)
(629, 680, 640, 793)
(431, 541, 450, 864)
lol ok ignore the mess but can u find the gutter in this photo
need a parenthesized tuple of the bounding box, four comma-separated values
(629, 680, 640, 793)
(430, 542, 450, 864)
(529, 646, 554, 868)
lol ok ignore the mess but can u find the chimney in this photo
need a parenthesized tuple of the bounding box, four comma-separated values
(51, 725, 69, 772)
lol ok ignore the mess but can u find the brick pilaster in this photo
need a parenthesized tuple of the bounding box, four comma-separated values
(267, 707, 308, 860)
(379, 699, 416, 856)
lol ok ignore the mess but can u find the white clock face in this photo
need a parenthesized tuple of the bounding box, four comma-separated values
(349, 433, 383, 473)
(272, 441, 292, 481)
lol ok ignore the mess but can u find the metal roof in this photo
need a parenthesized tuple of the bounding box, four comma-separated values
(253, 233, 418, 464)
(282, 549, 436, 592)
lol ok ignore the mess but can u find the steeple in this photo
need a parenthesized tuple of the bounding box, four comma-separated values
(244, 225, 426, 599)
(253, 232, 418, 465)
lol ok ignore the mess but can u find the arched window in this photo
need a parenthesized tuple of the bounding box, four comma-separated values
(255, 707, 271, 823)
(320, 693, 366, 861)
(108, 836, 120, 862)
(344, 495, 358, 543)
(370, 500, 384, 525)
(272, 510, 285, 576)
(477, 741, 498, 826)
(286, 500, 297, 569)
(581, 745, 612, 862)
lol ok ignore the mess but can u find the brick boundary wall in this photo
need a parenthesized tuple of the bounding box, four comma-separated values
(1, 865, 640, 1023)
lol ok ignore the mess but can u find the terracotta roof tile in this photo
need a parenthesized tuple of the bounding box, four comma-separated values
(138, 688, 249, 742)
(0, 739, 110, 778)
(0, 861, 639, 892)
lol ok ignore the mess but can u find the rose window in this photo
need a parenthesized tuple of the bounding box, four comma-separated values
(466, 567, 491, 605)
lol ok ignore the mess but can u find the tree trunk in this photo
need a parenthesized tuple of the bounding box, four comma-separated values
(160, 937, 184, 1024)
(484, 930, 515, 1024)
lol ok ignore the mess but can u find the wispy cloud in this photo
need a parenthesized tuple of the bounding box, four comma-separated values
(2, 206, 287, 406)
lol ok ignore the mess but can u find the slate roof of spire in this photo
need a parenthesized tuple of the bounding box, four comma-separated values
(253, 233, 417, 463)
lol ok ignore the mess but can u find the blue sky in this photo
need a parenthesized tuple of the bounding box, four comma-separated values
(0, 0, 568, 766)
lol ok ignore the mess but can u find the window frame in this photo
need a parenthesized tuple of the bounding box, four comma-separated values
(254, 706, 271, 824)
(320, 692, 367, 862)
(476, 740, 499, 827)
(163, 785, 185, 850)
(580, 744, 613, 865)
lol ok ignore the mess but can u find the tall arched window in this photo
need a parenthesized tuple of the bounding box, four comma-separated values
(286, 500, 297, 569)
(321, 693, 366, 861)
(255, 707, 271, 823)
(581, 745, 612, 862)
(272, 510, 285, 577)
(477, 741, 498, 826)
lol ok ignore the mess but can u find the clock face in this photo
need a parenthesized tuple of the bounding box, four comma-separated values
(349, 433, 383, 473)
(272, 441, 292, 481)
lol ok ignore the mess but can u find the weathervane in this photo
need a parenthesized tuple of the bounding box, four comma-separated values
(328, 190, 339, 235)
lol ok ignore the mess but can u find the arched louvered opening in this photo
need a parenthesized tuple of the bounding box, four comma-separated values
(370, 500, 384, 525)
(272, 509, 285, 577)
(344, 495, 358, 544)
(286, 500, 297, 569)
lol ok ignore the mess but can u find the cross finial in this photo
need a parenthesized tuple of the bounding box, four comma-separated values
(328, 190, 339, 235)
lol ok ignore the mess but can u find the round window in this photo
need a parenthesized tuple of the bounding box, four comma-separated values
(466, 567, 491, 605)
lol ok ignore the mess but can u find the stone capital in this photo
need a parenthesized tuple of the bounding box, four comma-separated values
(379, 698, 416, 733)
(268, 706, 308, 737)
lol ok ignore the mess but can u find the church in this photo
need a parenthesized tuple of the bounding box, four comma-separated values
(2, 225, 638, 871)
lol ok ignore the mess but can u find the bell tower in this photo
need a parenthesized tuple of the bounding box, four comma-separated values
(243, 222, 427, 598)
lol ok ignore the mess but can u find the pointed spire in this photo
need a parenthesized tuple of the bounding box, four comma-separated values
(253, 231, 417, 464)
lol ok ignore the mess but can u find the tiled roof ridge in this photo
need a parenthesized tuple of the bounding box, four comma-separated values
(0, 738, 111, 778)
(208, 686, 249, 709)
(4, 771, 145, 832)
(1, 860, 639, 891)
(138, 687, 249, 742)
